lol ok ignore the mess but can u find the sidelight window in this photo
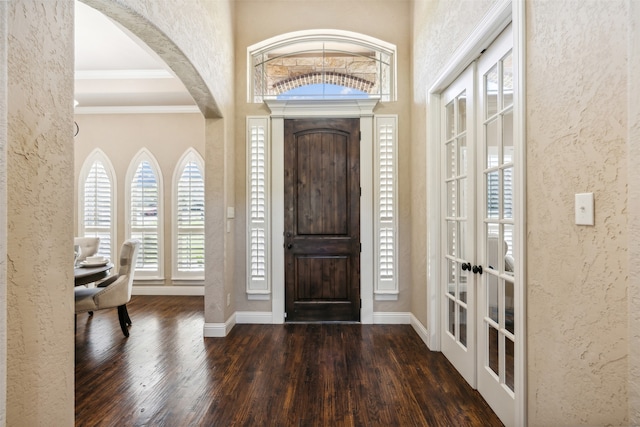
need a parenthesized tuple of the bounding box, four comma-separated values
(375, 116, 398, 299)
(246, 117, 270, 298)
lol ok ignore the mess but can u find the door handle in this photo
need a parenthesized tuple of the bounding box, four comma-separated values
(461, 262, 472, 271)
(472, 265, 483, 275)
(286, 243, 293, 249)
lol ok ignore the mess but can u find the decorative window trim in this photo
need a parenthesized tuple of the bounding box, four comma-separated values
(125, 148, 164, 280)
(374, 115, 398, 299)
(246, 117, 271, 298)
(247, 29, 397, 103)
(171, 148, 205, 281)
(78, 149, 117, 262)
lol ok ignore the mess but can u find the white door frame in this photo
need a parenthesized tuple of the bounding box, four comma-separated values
(426, 0, 526, 425)
(265, 99, 378, 324)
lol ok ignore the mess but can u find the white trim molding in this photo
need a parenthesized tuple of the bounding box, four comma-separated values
(132, 285, 204, 296)
(235, 311, 274, 324)
(203, 315, 236, 338)
(410, 314, 430, 349)
(372, 312, 411, 324)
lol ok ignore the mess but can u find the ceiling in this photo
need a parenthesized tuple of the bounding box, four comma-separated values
(74, 1, 197, 113)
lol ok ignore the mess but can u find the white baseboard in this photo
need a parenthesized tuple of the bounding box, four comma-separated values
(203, 313, 236, 337)
(372, 311, 411, 324)
(236, 311, 273, 324)
(410, 313, 431, 349)
(132, 285, 204, 296)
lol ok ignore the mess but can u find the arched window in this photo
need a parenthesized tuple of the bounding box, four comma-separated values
(126, 149, 163, 279)
(248, 30, 397, 102)
(78, 149, 116, 261)
(172, 149, 205, 280)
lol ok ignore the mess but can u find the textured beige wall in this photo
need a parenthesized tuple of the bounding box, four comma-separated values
(0, 2, 7, 424)
(526, 1, 628, 425)
(7, 0, 75, 424)
(411, 0, 496, 333)
(233, 0, 412, 313)
(629, 1, 640, 422)
(73, 113, 205, 283)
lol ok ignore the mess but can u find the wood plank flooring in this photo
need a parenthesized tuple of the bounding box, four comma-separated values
(75, 296, 503, 427)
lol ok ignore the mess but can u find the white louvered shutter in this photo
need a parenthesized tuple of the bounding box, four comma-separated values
(247, 117, 270, 296)
(130, 160, 160, 273)
(176, 159, 205, 275)
(375, 116, 398, 297)
(82, 159, 113, 259)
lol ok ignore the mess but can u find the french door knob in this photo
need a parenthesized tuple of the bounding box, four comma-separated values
(472, 265, 483, 274)
(461, 262, 472, 271)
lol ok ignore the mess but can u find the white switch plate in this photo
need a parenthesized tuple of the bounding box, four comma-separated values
(575, 193, 594, 225)
(227, 207, 235, 219)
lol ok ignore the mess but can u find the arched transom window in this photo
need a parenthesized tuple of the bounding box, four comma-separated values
(248, 30, 397, 102)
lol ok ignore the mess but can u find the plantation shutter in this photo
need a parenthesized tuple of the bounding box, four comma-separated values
(375, 116, 398, 298)
(83, 159, 113, 259)
(176, 160, 205, 274)
(130, 160, 160, 273)
(246, 117, 270, 297)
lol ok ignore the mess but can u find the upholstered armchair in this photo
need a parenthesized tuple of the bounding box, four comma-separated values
(74, 236, 100, 263)
(75, 239, 140, 337)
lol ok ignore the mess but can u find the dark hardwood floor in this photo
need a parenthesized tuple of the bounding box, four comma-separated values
(75, 296, 503, 427)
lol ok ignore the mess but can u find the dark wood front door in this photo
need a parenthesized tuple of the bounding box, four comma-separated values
(284, 118, 361, 322)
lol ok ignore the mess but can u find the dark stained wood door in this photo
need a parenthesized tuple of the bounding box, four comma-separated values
(284, 118, 360, 322)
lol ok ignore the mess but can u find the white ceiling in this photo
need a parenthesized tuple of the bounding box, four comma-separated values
(74, 1, 197, 113)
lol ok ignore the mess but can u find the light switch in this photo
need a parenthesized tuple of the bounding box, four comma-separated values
(227, 207, 235, 219)
(575, 193, 594, 226)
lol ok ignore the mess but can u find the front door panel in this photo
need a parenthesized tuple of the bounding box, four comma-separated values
(284, 118, 361, 322)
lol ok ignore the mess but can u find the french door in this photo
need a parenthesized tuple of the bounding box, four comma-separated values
(440, 25, 518, 427)
(441, 64, 476, 387)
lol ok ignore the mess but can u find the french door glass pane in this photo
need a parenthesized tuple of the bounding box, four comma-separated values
(502, 53, 513, 108)
(459, 178, 467, 218)
(460, 306, 468, 347)
(503, 111, 514, 163)
(505, 278, 515, 334)
(488, 325, 499, 376)
(446, 142, 456, 178)
(506, 337, 515, 391)
(446, 101, 455, 139)
(447, 181, 456, 216)
(447, 220, 456, 257)
(459, 221, 467, 261)
(488, 274, 499, 323)
(486, 119, 499, 168)
(458, 136, 468, 175)
(486, 171, 500, 219)
(503, 167, 513, 219)
(447, 259, 456, 296)
(449, 299, 456, 336)
(485, 64, 498, 118)
(458, 92, 467, 132)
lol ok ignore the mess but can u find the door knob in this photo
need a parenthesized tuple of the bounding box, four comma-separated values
(461, 262, 472, 271)
(286, 243, 293, 249)
(472, 265, 483, 274)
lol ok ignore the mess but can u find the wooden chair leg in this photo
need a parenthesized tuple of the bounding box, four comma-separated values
(117, 305, 130, 337)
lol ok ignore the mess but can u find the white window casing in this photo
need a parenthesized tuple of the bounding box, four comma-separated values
(78, 149, 117, 262)
(172, 148, 205, 281)
(374, 115, 398, 299)
(125, 148, 164, 280)
(246, 117, 270, 298)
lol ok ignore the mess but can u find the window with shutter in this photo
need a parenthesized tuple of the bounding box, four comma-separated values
(375, 116, 398, 299)
(172, 149, 205, 280)
(78, 149, 116, 262)
(126, 149, 163, 279)
(246, 117, 270, 298)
